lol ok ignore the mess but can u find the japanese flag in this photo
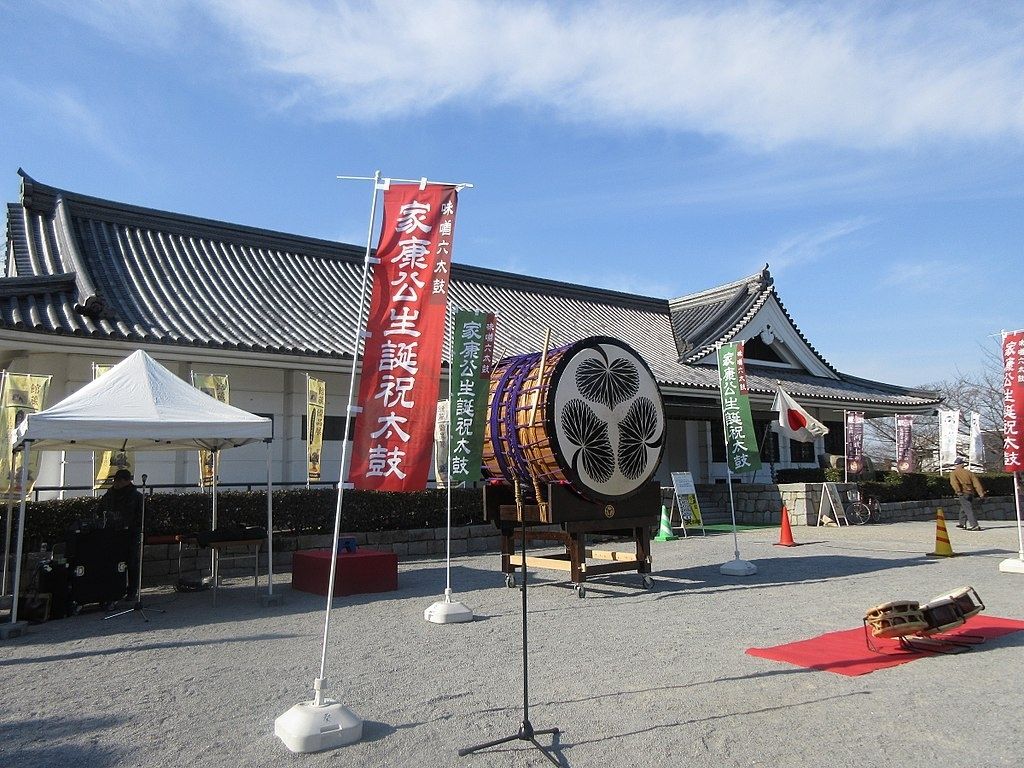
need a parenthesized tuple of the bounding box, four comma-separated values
(772, 388, 829, 443)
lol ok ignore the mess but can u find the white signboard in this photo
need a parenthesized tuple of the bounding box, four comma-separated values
(670, 471, 703, 526)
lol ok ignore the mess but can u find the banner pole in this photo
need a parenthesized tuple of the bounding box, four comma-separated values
(423, 305, 474, 623)
(843, 410, 848, 483)
(446, 305, 454, 594)
(1000, 471, 1024, 574)
(275, 172, 382, 753)
(316, 171, 381, 698)
(305, 373, 311, 489)
(716, 344, 756, 576)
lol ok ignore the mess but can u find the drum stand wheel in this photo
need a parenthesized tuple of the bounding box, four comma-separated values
(641, 575, 654, 590)
(505, 574, 517, 589)
(573, 583, 586, 599)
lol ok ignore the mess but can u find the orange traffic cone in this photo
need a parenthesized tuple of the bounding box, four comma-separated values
(775, 505, 797, 547)
(928, 507, 955, 558)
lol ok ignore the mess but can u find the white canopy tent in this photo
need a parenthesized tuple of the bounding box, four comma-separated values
(5, 350, 276, 628)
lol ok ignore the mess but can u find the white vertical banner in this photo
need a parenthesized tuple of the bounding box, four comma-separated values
(938, 409, 960, 468)
(968, 411, 985, 469)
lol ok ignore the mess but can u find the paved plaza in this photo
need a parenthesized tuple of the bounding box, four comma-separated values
(2, 519, 1023, 767)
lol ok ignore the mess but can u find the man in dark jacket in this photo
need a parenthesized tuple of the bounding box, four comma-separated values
(99, 469, 144, 594)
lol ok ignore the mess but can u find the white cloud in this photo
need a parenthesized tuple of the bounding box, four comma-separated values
(187, 0, 1024, 149)
(4, 78, 140, 171)
(880, 259, 966, 289)
(763, 217, 872, 271)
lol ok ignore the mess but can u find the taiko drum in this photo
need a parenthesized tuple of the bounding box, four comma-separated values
(482, 336, 666, 502)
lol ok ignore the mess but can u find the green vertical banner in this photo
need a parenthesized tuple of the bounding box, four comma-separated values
(448, 310, 498, 484)
(717, 342, 761, 474)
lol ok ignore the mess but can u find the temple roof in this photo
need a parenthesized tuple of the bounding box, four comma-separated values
(1, 171, 940, 411)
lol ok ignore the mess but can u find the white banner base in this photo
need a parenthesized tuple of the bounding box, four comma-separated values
(424, 595, 474, 624)
(0, 620, 28, 640)
(275, 700, 362, 753)
(720, 557, 757, 576)
(998, 558, 1024, 574)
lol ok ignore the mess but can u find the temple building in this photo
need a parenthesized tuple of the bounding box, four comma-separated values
(1, 171, 939, 495)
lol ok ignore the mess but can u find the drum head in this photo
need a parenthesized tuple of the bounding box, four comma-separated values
(547, 337, 666, 501)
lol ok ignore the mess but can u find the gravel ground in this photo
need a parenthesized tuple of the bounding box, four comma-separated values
(2, 518, 1023, 768)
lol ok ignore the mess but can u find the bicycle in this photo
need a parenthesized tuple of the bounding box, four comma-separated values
(846, 489, 880, 525)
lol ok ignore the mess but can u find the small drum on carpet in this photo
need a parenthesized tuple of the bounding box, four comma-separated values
(864, 600, 928, 638)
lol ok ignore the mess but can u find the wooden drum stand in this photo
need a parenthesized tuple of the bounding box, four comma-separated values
(485, 481, 658, 597)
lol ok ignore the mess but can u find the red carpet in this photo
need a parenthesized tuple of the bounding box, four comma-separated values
(746, 616, 1024, 676)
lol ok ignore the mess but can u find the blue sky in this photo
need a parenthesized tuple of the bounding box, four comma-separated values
(2, 0, 1021, 388)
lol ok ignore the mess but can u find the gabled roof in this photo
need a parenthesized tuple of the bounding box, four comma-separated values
(669, 265, 837, 374)
(0, 171, 940, 411)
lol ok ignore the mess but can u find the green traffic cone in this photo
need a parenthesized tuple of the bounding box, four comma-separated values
(654, 504, 678, 542)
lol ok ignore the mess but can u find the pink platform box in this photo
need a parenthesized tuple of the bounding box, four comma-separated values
(291, 549, 398, 596)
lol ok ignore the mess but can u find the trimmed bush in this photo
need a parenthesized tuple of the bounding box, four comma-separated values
(17, 487, 485, 546)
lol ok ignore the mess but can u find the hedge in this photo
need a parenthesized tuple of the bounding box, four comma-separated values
(773, 469, 1015, 502)
(15, 488, 485, 547)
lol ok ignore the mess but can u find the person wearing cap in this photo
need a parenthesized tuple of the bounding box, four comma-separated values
(949, 457, 985, 531)
(99, 468, 145, 593)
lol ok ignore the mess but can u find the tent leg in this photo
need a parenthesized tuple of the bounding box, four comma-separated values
(2, 443, 31, 639)
(261, 440, 282, 606)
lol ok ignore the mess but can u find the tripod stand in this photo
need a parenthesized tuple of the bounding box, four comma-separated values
(459, 499, 561, 765)
(105, 475, 164, 623)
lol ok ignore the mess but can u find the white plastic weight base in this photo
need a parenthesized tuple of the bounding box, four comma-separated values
(0, 621, 27, 640)
(424, 598, 474, 624)
(275, 699, 363, 753)
(999, 557, 1024, 574)
(720, 558, 757, 576)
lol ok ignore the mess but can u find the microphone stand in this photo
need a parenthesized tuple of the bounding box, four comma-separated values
(105, 474, 164, 622)
(459, 483, 561, 765)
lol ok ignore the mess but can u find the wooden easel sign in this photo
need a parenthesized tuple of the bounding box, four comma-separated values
(670, 471, 706, 535)
(816, 482, 848, 526)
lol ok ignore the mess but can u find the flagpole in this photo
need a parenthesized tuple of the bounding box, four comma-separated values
(999, 471, 1024, 574)
(424, 304, 474, 624)
(717, 344, 756, 577)
(276, 171, 384, 752)
(305, 373, 311, 489)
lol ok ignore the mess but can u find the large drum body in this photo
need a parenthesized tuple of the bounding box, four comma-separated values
(483, 336, 666, 502)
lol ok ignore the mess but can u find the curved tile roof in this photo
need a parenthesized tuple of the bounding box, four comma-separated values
(1, 171, 939, 411)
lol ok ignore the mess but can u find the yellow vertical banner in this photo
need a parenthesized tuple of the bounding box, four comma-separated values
(191, 372, 230, 488)
(306, 376, 326, 483)
(92, 363, 135, 489)
(1, 372, 52, 497)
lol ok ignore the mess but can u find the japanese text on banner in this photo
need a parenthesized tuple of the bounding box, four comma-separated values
(0, 372, 51, 497)
(1003, 330, 1024, 473)
(307, 376, 326, 483)
(350, 184, 458, 490)
(448, 310, 497, 485)
(716, 342, 761, 473)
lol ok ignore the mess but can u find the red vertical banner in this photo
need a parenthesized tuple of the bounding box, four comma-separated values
(350, 184, 458, 490)
(1003, 330, 1024, 473)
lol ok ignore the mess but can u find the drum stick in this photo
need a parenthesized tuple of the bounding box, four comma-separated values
(528, 328, 552, 426)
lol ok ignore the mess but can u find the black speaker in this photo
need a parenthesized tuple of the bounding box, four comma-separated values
(66, 529, 131, 610)
(37, 560, 72, 619)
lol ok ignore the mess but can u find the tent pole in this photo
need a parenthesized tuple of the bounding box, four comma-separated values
(2, 487, 12, 597)
(266, 440, 274, 597)
(10, 442, 30, 625)
(211, 448, 219, 578)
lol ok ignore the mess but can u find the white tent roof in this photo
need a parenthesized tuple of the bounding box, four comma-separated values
(14, 350, 272, 452)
